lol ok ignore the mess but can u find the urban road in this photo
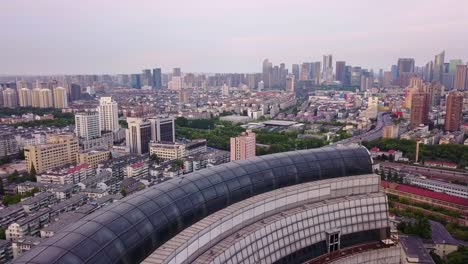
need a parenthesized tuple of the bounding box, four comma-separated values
(334, 112, 393, 145)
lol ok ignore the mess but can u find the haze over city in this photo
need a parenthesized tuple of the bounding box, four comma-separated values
(2, 0, 468, 74)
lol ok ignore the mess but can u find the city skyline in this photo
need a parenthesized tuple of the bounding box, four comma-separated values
(2, 0, 468, 75)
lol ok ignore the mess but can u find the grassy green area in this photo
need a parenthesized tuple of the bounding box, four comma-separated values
(175, 117, 328, 154)
(1, 188, 39, 206)
(363, 138, 468, 168)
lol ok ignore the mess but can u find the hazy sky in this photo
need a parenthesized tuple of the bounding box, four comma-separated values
(1, 0, 468, 75)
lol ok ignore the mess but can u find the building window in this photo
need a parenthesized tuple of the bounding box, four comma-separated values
(326, 230, 340, 253)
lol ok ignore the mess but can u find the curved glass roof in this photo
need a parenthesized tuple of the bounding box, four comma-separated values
(14, 146, 372, 264)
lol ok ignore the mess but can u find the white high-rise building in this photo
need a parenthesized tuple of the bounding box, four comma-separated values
(258, 80, 264, 91)
(39, 88, 53, 108)
(286, 74, 294, 92)
(222, 83, 229, 96)
(18, 88, 32, 107)
(75, 112, 101, 140)
(32, 88, 41, 107)
(53, 87, 68, 109)
(148, 116, 175, 143)
(97, 97, 119, 133)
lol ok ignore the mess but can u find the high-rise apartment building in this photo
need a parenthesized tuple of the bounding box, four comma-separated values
(39, 88, 53, 108)
(230, 130, 256, 161)
(97, 97, 119, 133)
(131, 74, 141, 89)
(286, 74, 294, 92)
(454, 64, 467, 91)
(410, 93, 430, 129)
(126, 117, 152, 155)
(425, 61, 434, 82)
(2, 88, 18, 108)
(18, 88, 32, 107)
(335, 61, 346, 84)
(53, 87, 68, 109)
(24, 134, 79, 173)
(152, 68, 162, 89)
(75, 111, 101, 140)
(445, 92, 464, 132)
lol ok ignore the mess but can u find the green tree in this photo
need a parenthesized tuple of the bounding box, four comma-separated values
(120, 188, 127, 197)
(150, 154, 162, 165)
(447, 246, 468, 264)
(0, 228, 5, 240)
(171, 159, 184, 170)
(29, 164, 36, 178)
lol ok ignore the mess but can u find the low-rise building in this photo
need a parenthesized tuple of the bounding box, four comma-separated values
(424, 160, 458, 169)
(77, 148, 110, 168)
(125, 161, 148, 180)
(0, 239, 13, 263)
(20, 192, 56, 213)
(0, 205, 26, 229)
(78, 131, 113, 151)
(37, 163, 94, 185)
(0, 132, 19, 158)
(12, 236, 42, 258)
(5, 208, 51, 240)
(149, 141, 186, 161)
(49, 194, 88, 217)
(40, 212, 86, 238)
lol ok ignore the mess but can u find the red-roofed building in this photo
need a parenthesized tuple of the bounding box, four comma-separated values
(381, 181, 468, 223)
(125, 161, 148, 180)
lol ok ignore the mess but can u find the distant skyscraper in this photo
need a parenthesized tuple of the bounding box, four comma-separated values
(350, 67, 362, 86)
(178, 90, 189, 103)
(152, 68, 162, 89)
(313, 62, 321, 84)
(410, 93, 429, 129)
(126, 117, 152, 155)
(397, 58, 415, 87)
(75, 111, 101, 140)
(445, 92, 464, 132)
(222, 83, 229, 96)
(262, 59, 272, 89)
(131, 74, 141, 89)
(383, 71, 392, 88)
(230, 130, 256, 161)
(424, 61, 434, 82)
(292, 64, 300, 81)
(454, 64, 467, 91)
(449, 59, 463, 74)
(2, 88, 18, 108)
(97, 97, 119, 133)
(286, 74, 294, 92)
(391, 65, 398, 82)
(142, 69, 152, 87)
(300, 63, 309, 81)
(335, 61, 346, 84)
(322, 55, 333, 84)
(18, 88, 32, 107)
(433, 51, 445, 82)
(53, 87, 68, 109)
(172, 68, 181, 77)
(69, 84, 81, 101)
